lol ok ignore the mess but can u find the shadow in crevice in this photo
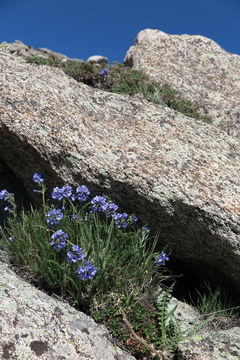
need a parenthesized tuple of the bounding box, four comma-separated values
(169, 256, 240, 310)
(0, 159, 31, 226)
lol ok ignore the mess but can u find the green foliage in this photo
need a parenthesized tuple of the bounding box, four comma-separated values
(25, 55, 61, 66)
(25, 55, 211, 123)
(156, 286, 183, 351)
(0, 176, 185, 358)
(0, 176, 167, 314)
(93, 286, 204, 358)
(190, 282, 239, 318)
(2, 176, 229, 358)
(2, 206, 162, 312)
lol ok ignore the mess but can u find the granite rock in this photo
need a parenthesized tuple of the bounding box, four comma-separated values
(3, 40, 82, 62)
(87, 55, 108, 64)
(0, 260, 135, 360)
(177, 327, 240, 360)
(0, 49, 239, 294)
(125, 29, 240, 137)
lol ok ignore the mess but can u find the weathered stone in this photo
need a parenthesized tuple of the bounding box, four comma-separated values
(177, 327, 240, 360)
(0, 260, 135, 360)
(0, 49, 239, 294)
(87, 55, 109, 64)
(167, 297, 201, 333)
(5, 40, 82, 62)
(125, 29, 240, 137)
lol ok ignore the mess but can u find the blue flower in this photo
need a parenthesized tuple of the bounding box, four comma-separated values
(132, 215, 138, 223)
(61, 185, 72, 198)
(50, 230, 68, 251)
(46, 209, 64, 227)
(74, 185, 90, 201)
(156, 252, 169, 266)
(52, 187, 62, 200)
(67, 245, 86, 263)
(0, 189, 10, 201)
(76, 260, 97, 280)
(100, 68, 109, 76)
(101, 202, 118, 218)
(89, 196, 108, 213)
(52, 185, 72, 200)
(32, 173, 44, 184)
(143, 226, 150, 232)
(113, 212, 129, 228)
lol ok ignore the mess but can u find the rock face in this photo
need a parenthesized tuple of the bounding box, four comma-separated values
(3, 40, 81, 62)
(167, 297, 200, 333)
(125, 29, 240, 137)
(0, 260, 135, 360)
(178, 327, 240, 360)
(0, 49, 239, 294)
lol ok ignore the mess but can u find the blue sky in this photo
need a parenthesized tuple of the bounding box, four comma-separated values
(0, 0, 239, 63)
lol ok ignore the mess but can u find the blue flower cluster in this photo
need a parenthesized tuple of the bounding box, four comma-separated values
(49, 229, 97, 280)
(100, 68, 109, 76)
(33, 173, 45, 184)
(73, 185, 90, 201)
(0, 189, 14, 213)
(35, 177, 137, 230)
(113, 212, 129, 229)
(89, 195, 138, 229)
(52, 185, 73, 201)
(89, 196, 108, 213)
(52, 184, 91, 203)
(46, 208, 64, 227)
(76, 260, 97, 280)
(50, 229, 68, 251)
(0, 189, 10, 201)
(67, 245, 86, 263)
(156, 252, 169, 266)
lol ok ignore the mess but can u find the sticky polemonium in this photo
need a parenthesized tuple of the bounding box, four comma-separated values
(52, 185, 72, 201)
(50, 230, 68, 251)
(46, 209, 64, 227)
(156, 252, 169, 266)
(113, 212, 129, 228)
(74, 185, 90, 202)
(76, 260, 97, 280)
(32, 173, 45, 184)
(67, 245, 86, 263)
(89, 196, 108, 213)
(0, 189, 10, 201)
(100, 68, 109, 76)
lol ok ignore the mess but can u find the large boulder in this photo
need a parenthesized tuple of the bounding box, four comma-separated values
(0, 49, 239, 294)
(125, 29, 240, 137)
(0, 260, 135, 360)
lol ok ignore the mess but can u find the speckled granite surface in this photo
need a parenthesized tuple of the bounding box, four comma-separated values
(125, 29, 240, 136)
(0, 49, 239, 292)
